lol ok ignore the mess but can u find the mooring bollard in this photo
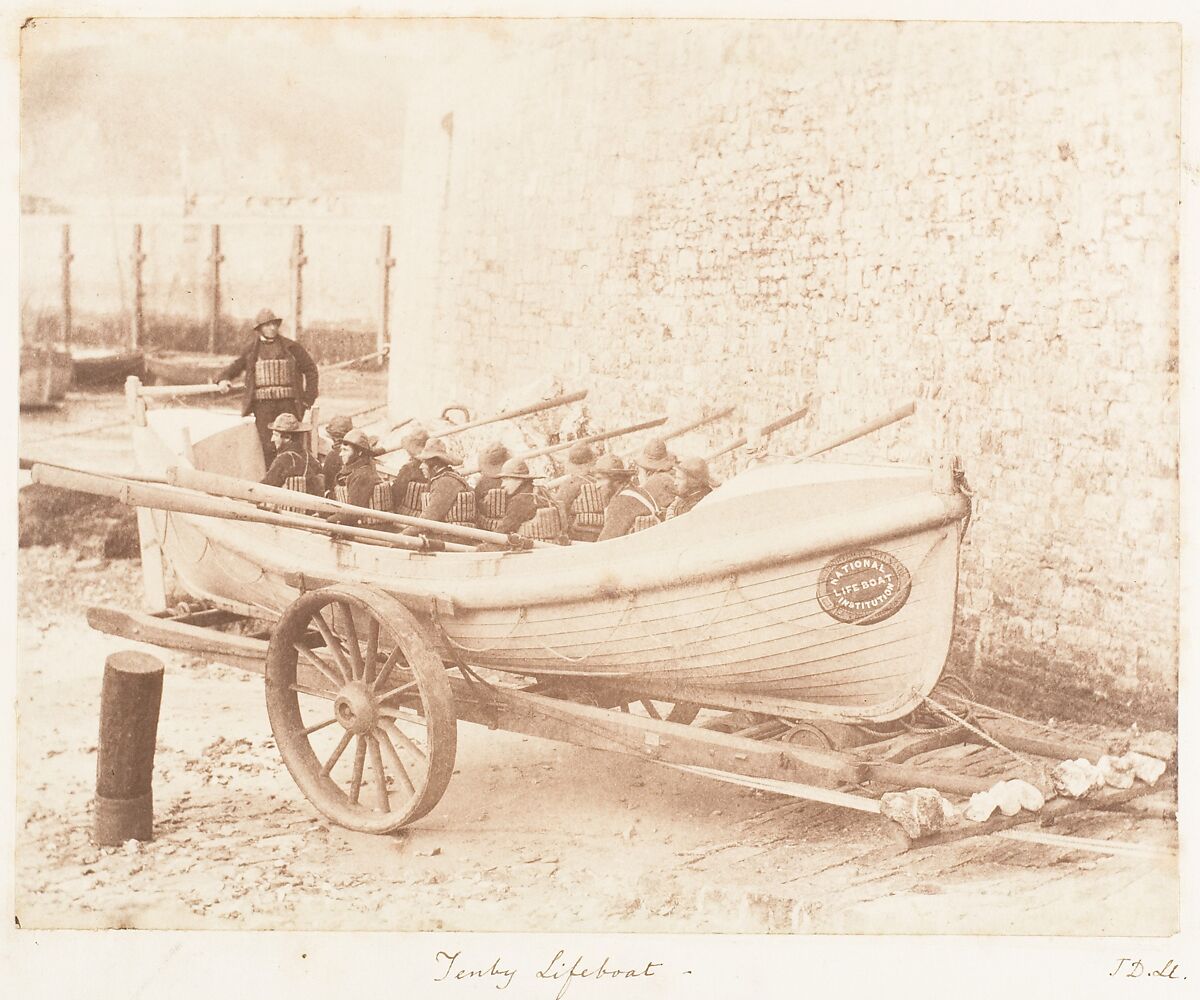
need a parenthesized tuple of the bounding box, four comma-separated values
(94, 651, 164, 846)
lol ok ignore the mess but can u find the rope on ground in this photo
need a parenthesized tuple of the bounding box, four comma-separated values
(912, 688, 1045, 780)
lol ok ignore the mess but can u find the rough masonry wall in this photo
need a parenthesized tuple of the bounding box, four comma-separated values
(391, 21, 1180, 711)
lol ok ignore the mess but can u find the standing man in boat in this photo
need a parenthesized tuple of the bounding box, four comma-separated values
(261, 412, 324, 504)
(391, 426, 431, 517)
(402, 439, 476, 532)
(492, 458, 568, 544)
(551, 442, 606, 542)
(665, 456, 718, 518)
(474, 441, 512, 531)
(328, 429, 392, 525)
(217, 308, 319, 466)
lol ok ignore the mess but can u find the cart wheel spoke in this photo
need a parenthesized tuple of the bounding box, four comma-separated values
(376, 725, 417, 797)
(367, 734, 391, 812)
(311, 611, 354, 682)
(294, 643, 344, 690)
(364, 619, 381, 686)
(322, 730, 354, 776)
(376, 677, 420, 704)
(348, 736, 367, 804)
(302, 716, 339, 737)
(336, 600, 366, 681)
(370, 644, 407, 695)
(291, 682, 337, 701)
(381, 718, 429, 770)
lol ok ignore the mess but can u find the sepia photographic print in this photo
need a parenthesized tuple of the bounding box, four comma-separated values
(7, 5, 1194, 995)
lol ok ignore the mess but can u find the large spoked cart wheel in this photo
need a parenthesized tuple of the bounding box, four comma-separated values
(265, 584, 457, 834)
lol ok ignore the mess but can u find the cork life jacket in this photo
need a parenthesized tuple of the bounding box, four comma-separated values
(478, 486, 507, 532)
(333, 460, 392, 524)
(253, 356, 298, 401)
(666, 487, 711, 520)
(425, 469, 477, 528)
(277, 450, 324, 512)
(618, 485, 663, 534)
(518, 486, 567, 544)
(566, 475, 605, 534)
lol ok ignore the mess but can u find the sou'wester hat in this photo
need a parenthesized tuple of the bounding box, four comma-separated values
(479, 442, 512, 478)
(594, 454, 635, 479)
(325, 415, 353, 438)
(417, 438, 463, 466)
(635, 437, 676, 472)
(499, 458, 540, 481)
(677, 455, 719, 489)
(254, 307, 284, 330)
(565, 441, 597, 472)
(268, 412, 310, 434)
(341, 428, 377, 453)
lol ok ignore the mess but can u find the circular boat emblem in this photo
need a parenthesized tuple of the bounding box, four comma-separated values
(817, 548, 912, 625)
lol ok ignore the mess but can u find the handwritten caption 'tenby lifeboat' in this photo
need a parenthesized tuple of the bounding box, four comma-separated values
(816, 548, 912, 625)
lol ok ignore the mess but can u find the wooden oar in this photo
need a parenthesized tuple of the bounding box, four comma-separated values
(19, 456, 167, 484)
(707, 397, 813, 461)
(460, 415, 669, 477)
(321, 349, 388, 372)
(169, 466, 552, 550)
(30, 464, 473, 553)
(138, 382, 242, 399)
(790, 401, 916, 461)
(379, 389, 589, 452)
(619, 406, 736, 462)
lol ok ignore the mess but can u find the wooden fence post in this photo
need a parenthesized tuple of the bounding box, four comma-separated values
(93, 651, 164, 846)
(377, 224, 395, 361)
(208, 223, 223, 353)
(60, 223, 73, 349)
(290, 224, 306, 342)
(130, 224, 146, 350)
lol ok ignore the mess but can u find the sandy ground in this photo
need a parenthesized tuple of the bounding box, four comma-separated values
(13, 380, 1180, 935)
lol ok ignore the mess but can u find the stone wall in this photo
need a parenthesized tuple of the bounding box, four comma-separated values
(389, 20, 1180, 713)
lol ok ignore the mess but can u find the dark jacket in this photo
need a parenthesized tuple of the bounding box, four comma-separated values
(329, 456, 383, 525)
(262, 443, 323, 494)
(219, 335, 319, 417)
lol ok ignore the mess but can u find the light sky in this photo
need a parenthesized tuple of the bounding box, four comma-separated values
(20, 18, 428, 199)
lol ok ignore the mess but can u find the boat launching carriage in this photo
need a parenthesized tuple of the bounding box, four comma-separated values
(66, 379, 1171, 843)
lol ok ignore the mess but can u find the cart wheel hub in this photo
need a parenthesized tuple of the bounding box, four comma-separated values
(334, 682, 378, 735)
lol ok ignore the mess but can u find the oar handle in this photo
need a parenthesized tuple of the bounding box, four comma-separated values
(432, 388, 589, 440)
(137, 382, 241, 399)
(796, 401, 917, 460)
(706, 397, 812, 461)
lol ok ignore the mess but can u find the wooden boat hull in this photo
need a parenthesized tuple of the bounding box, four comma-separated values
(20, 348, 74, 409)
(134, 410, 970, 722)
(145, 351, 235, 386)
(71, 348, 145, 387)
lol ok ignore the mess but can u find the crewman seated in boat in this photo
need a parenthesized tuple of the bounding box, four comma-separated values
(664, 456, 718, 518)
(390, 426, 430, 518)
(593, 453, 636, 507)
(633, 437, 679, 506)
(261, 412, 324, 508)
(320, 414, 354, 498)
(551, 442, 606, 543)
(492, 458, 568, 544)
(597, 452, 675, 542)
(328, 429, 393, 525)
(474, 441, 512, 532)
(402, 438, 476, 533)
